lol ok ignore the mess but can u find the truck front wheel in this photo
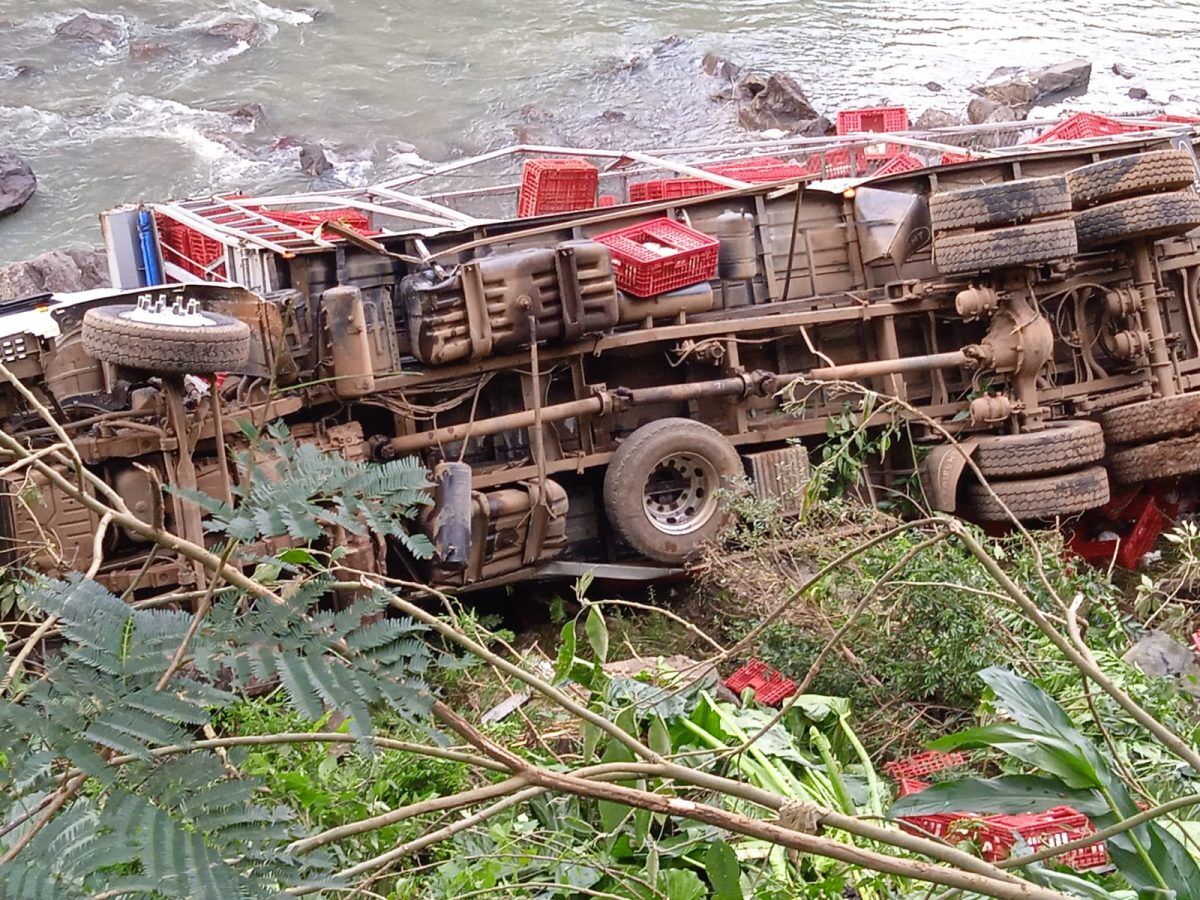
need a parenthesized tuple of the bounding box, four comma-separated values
(603, 418, 742, 564)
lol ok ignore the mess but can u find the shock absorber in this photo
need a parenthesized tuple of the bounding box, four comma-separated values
(1131, 239, 1178, 398)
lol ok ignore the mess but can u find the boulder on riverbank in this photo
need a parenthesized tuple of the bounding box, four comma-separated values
(736, 73, 819, 131)
(0, 249, 110, 299)
(914, 108, 963, 129)
(0, 152, 37, 218)
(970, 58, 1092, 116)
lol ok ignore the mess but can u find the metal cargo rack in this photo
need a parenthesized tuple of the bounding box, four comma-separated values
(103, 113, 1200, 292)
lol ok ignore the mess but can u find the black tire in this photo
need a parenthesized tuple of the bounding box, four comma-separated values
(934, 219, 1078, 276)
(973, 420, 1105, 478)
(1109, 433, 1200, 484)
(1099, 394, 1200, 446)
(930, 176, 1071, 231)
(603, 418, 742, 564)
(82, 304, 252, 374)
(963, 466, 1110, 523)
(1074, 190, 1200, 250)
(1067, 150, 1197, 209)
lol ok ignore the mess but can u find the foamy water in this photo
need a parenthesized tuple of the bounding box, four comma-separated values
(2, 0, 1200, 263)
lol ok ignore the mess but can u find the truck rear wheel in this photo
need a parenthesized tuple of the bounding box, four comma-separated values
(603, 418, 742, 564)
(1067, 149, 1197, 209)
(82, 303, 251, 374)
(963, 466, 1110, 522)
(1099, 394, 1200, 445)
(929, 176, 1071, 230)
(934, 219, 1078, 276)
(1074, 190, 1200, 249)
(972, 420, 1105, 478)
(1108, 432, 1200, 484)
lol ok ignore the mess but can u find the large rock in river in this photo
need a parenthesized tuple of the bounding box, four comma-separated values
(54, 12, 123, 45)
(737, 73, 819, 131)
(0, 249, 110, 299)
(0, 152, 36, 218)
(970, 58, 1092, 116)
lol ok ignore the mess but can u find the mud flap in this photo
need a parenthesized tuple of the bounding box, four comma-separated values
(918, 441, 978, 513)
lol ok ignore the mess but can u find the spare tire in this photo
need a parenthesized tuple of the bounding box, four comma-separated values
(1074, 190, 1200, 249)
(1099, 394, 1200, 446)
(963, 466, 1110, 523)
(82, 303, 252, 374)
(1108, 432, 1200, 484)
(934, 219, 1078, 276)
(1067, 149, 1197, 209)
(930, 176, 1071, 231)
(973, 420, 1105, 478)
(603, 418, 742, 564)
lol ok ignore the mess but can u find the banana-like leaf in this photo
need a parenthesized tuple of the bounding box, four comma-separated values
(889, 775, 1108, 818)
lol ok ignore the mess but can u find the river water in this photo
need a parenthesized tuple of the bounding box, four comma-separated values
(2, 0, 1200, 264)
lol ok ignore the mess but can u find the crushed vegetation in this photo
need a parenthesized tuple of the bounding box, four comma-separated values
(5, 403, 1200, 899)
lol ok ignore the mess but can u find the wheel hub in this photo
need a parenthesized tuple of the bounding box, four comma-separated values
(121, 294, 215, 328)
(642, 451, 719, 535)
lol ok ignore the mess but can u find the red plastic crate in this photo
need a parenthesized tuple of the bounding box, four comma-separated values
(801, 146, 879, 178)
(1028, 112, 1141, 145)
(951, 807, 1108, 871)
(837, 106, 909, 135)
(872, 153, 925, 176)
(940, 151, 975, 165)
(627, 158, 809, 203)
(723, 658, 798, 706)
(896, 777, 931, 797)
(707, 156, 810, 182)
(517, 159, 599, 217)
(1152, 113, 1200, 125)
(155, 212, 230, 280)
(594, 217, 719, 298)
(597, 195, 618, 207)
(258, 207, 378, 236)
(628, 177, 724, 203)
(885, 750, 967, 780)
(899, 812, 961, 839)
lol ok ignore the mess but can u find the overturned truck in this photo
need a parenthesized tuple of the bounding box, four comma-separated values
(3, 118, 1200, 593)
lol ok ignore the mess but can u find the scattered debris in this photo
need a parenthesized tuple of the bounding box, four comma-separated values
(924, 81, 944, 93)
(1112, 63, 1136, 79)
(1128, 86, 1149, 100)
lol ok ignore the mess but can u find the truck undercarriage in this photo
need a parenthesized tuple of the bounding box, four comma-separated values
(3, 116, 1200, 594)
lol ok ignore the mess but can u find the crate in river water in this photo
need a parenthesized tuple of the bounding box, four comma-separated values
(594, 218, 719, 298)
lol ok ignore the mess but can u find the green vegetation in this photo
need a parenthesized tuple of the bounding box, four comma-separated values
(6, 414, 1200, 899)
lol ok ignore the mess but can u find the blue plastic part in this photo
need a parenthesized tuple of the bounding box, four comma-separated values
(137, 209, 163, 286)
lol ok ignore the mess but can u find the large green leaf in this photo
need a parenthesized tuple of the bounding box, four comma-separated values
(659, 868, 707, 900)
(585, 606, 609, 664)
(889, 776, 1107, 818)
(705, 840, 744, 900)
(931, 723, 1103, 789)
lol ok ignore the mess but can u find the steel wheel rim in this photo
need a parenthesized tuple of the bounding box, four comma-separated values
(642, 451, 719, 535)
